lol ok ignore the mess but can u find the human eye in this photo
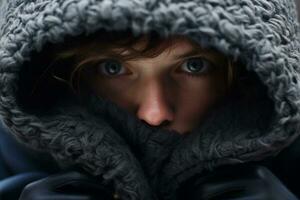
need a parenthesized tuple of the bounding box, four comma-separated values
(96, 59, 127, 77)
(180, 57, 215, 77)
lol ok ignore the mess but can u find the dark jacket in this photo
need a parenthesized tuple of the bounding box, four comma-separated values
(0, 0, 300, 200)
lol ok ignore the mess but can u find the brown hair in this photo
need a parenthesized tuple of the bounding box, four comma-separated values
(24, 29, 237, 109)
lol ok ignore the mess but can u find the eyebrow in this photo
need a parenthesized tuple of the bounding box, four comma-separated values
(174, 48, 204, 59)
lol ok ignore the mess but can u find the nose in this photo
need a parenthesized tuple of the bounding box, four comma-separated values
(136, 80, 174, 127)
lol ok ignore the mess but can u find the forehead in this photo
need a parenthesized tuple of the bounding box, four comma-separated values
(114, 35, 199, 56)
(164, 36, 200, 55)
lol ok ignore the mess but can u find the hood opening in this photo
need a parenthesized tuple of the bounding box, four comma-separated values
(15, 27, 276, 131)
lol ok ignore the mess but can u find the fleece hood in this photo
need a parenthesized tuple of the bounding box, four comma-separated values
(1, 0, 300, 200)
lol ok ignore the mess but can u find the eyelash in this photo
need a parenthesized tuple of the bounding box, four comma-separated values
(178, 56, 215, 77)
(95, 59, 128, 77)
(95, 57, 215, 78)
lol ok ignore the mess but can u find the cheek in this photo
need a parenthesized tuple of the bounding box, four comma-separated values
(176, 77, 218, 126)
(89, 77, 136, 110)
(87, 74, 220, 130)
(90, 77, 123, 97)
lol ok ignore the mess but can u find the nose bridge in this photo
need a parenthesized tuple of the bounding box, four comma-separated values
(136, 78, 174, 126)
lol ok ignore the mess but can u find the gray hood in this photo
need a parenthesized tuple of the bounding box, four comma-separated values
(1, 0, 300, 200)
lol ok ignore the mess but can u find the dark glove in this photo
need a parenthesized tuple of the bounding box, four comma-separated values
(0, 172, 48, 200)
(18, 170, 116, 200)
(177, 164, 298, 200)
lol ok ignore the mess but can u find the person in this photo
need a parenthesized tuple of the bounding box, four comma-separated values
(0, 0, 299, 200)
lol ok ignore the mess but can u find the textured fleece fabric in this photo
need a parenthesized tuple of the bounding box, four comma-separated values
(0, 0, 300, 200)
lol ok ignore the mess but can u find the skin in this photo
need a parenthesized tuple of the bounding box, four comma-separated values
(83, 35, 228, 135)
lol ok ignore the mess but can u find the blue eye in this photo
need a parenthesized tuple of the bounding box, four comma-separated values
(97, 59, 126, 76)
(181, 57, 213, 76)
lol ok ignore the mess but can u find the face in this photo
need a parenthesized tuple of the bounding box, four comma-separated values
(82, 35, 228, 135)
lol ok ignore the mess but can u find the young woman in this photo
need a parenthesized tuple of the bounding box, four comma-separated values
(0, 0, 299, 200)
(27, 30, 236, 135)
